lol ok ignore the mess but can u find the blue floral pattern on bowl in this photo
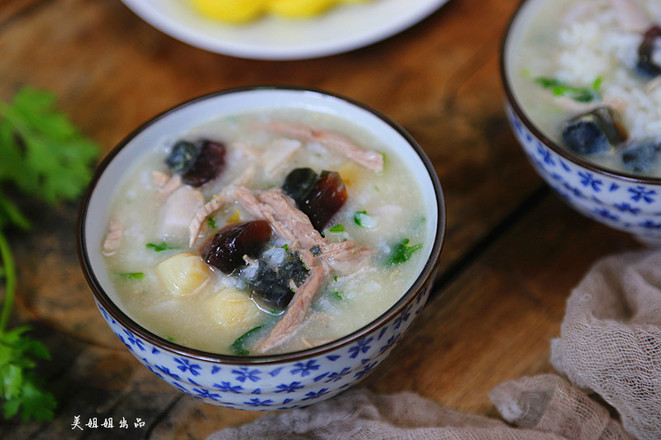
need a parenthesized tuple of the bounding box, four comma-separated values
(507, 104, 661, 244)
(95, 279, 432, 410)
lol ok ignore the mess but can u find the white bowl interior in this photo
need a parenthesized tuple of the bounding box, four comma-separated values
(502, 0, 549, 107)
(83, 88, 440, 325)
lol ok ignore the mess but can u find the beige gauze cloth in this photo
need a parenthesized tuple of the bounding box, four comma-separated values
(208, 251, 661, 440)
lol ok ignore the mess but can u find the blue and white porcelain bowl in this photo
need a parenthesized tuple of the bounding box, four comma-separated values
(502, 1, 661, 245)
(78, 86, 446, 410)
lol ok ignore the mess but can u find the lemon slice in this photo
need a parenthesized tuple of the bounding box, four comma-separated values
(187, 0, 268, 23)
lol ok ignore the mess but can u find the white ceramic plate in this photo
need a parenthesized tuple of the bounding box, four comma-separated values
(121, 0, 450, 60)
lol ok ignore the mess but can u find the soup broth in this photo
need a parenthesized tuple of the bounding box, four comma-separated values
(102, 109, 429, 355)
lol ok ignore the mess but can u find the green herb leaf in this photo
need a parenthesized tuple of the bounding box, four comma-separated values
(592, 76, 603, 91)
(282, 244, 289, 251)
(230, 326, 263, 356)
(146, 241, 178, 252)
(207, 216, 217, 230)
(0, 87, 100, 421)
(388, 238, 423, 265)
(353, 211, 375, 228)
(0, 87, 100, 205)
(329, 224, 344, 233)
(332, 291, 343, 300)
(0, 327, 56, 421)
(534, 77, 601, 103)
(119, 272, 144, 280)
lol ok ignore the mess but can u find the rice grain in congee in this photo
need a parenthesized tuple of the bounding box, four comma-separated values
(510, 0, 661, 175)
(101, 109, 430, 356)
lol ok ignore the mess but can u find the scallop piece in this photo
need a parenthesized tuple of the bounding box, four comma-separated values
(204, 288, 263, 337)
(156, 253, 211, 296)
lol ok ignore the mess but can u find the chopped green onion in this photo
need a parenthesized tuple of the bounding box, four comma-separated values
(534, 77, 601, 103)
(207, 216, 217, 229)
(282, 244, 289, 251)
(119, 272, 144, 280)
(388, 238, 423, 265)
(592, 76, 603, 91)
(230, 326, 263, 356)
(146, 241, 178, 252)
(329, 224, 345, 233)
(354, 211, 375, 228)
(167, 336, 176, 342)
(333, 291, 343, 300)
(333, 275, 338, 282)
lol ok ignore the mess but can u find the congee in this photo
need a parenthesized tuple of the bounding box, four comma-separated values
(510, 0, 661, 176)
(102, 109, 429, 355)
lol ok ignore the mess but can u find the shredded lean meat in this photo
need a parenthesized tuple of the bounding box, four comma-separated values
(257, 189, 325, 250)
(188, 193, 227, 247)
(102, 220, 123, 256)
(319, 241, 375, 273)
(263, 121, 384, 172)
(232, 187, 373, 271)
(152, 171, 183, 197)
(254, 263, 326, 353)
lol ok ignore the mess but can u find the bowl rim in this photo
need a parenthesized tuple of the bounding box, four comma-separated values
(500, 0, 661, 186)
(77, 85, 446, 365)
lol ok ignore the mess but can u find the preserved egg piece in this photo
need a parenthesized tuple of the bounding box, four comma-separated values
(181, 140, 226, 187)
(562, 107, 628, 155)
(204, 220, 271, 274)
(248, 265, 295, 310)
(622, 142, 661, 173)
(636, 26, 661, 79)
(165, 140, 198, 173)
(301, 170, 347, 231)
(282, 168, 318, 205)
(241, 251, 309, 309)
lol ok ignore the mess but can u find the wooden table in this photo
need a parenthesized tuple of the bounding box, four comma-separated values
(0, 0, 641, 438)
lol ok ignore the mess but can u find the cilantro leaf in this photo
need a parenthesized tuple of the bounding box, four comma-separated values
(0, 327, 56, 422)
(230, 326, 263, 356)
(387, 238, 423, 265)
(0, 86, 100, 421)
(0, 87, 99, 205)
(146, 241, 178, 252)
(119, 272, 144, 280)
(534, 77, 601, 103)
(329, 224, 344, 233)
(353, 210, 375, 228)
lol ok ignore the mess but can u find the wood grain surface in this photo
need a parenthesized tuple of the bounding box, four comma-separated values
(0, 0, 642, 438)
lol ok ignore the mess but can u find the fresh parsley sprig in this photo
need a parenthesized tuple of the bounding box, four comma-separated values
(0, 86, 100, 421)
